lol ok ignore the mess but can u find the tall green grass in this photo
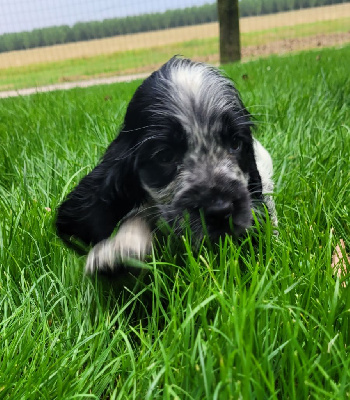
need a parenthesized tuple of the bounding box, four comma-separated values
(0, 45, 349, 399)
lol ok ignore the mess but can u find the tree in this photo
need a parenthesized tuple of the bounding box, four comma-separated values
(217, 0, 241, 64)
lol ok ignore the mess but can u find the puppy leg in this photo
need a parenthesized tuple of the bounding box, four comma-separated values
(85, 217, 152, 274)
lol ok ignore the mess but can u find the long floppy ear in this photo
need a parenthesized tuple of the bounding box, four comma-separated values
(56, 131, 146, 252)
(228, 92, 264, 202)
(56, 71, 159, 252)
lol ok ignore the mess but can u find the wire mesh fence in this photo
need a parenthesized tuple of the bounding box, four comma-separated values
(1, 0, 349, 92)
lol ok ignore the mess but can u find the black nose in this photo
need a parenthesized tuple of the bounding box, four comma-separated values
(204, 199, 233, 219)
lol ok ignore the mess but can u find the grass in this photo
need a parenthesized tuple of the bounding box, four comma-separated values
(1, 44, 350, 398)
(1, 16, 350, 91)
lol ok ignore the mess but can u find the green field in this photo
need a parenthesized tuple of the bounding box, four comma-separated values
(1, 17, 350, 91)
(1, 45, 350, 398)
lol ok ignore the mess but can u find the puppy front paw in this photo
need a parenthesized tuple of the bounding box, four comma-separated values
(85, 218, 152, 274)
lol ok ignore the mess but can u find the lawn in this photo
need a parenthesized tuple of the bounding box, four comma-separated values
(0, 45, 349, 398)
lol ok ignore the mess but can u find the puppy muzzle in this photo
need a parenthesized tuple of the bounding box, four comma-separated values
(164, 175, 253, 238)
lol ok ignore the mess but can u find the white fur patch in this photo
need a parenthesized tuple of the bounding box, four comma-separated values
(169, 63, 205, 102)
(153, 59, 240, 144)
(253, 139, 274, 193)
(85, 217, 152, 274)
(253, 139, 278, 226)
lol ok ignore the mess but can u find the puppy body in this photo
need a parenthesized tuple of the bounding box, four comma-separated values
(56, 57, 277, 273)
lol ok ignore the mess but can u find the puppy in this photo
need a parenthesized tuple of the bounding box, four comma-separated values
(56, 57, 277, 274)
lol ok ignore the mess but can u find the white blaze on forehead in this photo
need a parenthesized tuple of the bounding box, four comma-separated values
(169, 62, 206, 101)
(147, 59, 245, 152)
(155, 60, 240, 129)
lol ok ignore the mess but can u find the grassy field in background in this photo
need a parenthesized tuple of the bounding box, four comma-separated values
(2, 2, 350, 69)
(243, 17, 350, 45)
(1, 16, 350, 91)
(0, 45, 349, 398)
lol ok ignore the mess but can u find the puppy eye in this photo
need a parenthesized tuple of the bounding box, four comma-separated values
(152, 148, 176, 164)
(229, 138, 242, 153)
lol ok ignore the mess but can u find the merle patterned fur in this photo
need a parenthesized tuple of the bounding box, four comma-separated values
(56, 57, 277, 274)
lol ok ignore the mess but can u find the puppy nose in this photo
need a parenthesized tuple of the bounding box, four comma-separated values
(205, 199, 233, 219)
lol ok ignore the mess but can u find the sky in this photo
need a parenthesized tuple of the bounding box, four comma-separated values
(0, 0, 211, 34)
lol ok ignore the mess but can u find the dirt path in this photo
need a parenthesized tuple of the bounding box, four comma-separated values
(0, 72, 150, 98)
(242, 31, 350, 58)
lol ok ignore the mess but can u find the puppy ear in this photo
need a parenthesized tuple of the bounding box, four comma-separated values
(56, 131, 146, 251)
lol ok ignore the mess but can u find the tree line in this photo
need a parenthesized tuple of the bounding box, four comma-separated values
(0, 0, 346, 54)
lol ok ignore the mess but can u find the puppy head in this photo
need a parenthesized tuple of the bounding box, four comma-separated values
(131, 57, 264, 239)
(56, 57, 269, 249)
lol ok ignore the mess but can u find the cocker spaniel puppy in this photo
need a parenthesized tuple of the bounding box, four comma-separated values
(56, 57, 277, 274)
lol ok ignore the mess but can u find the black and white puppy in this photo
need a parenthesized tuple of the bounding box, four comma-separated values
(56, 57, 277, 274)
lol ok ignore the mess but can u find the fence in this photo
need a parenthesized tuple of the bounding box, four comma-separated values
(1, 0, 349, 93)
